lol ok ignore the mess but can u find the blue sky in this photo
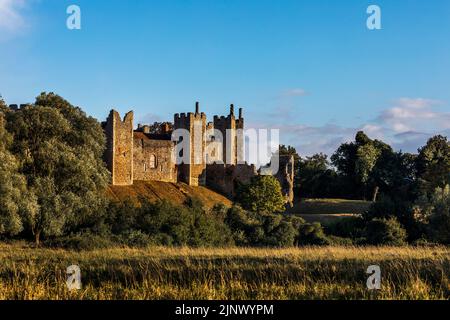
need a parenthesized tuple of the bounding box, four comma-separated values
(1, 0, 449, 156)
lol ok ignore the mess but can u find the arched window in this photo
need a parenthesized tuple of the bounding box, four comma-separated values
(150, 154, 157, 169)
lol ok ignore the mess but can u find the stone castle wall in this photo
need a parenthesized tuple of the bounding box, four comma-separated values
(274, 155, 295, 207)
(173, 102, 207, 186)
(206, 163, 257, 197)
(133, 132, 177, 182)
(103, 103, 295, 205)
(104, 110, 134, 186)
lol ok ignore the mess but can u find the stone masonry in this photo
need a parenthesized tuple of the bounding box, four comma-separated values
(102, 102, 295, 204)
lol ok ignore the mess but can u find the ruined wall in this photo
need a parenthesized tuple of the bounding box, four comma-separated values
(206, 163, 257, 197)
(213, 105, 236, 166)
(133, 132, 177, 182)
(205, 122, 223, 164)
(104, 110, 134, 186)
(274, 155, 295, 208)
(174, 102, 206, 186)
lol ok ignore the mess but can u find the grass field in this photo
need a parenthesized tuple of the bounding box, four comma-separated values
(287, 198, 372, 224)
(0, 243, 448, 300)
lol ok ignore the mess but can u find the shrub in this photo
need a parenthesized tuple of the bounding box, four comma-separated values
(225, 206, 329, 247)
(363, 217, 407, 245)
(297, 222, 330, 245)
(364, 195, 421, 241)
(326, 216, 366, 239)
(46, 232, 117, 250)
(326, 235, 354, 246)
(120, 230, 153, 247)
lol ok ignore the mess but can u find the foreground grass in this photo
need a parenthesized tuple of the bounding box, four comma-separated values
(0, 243, 448, 300)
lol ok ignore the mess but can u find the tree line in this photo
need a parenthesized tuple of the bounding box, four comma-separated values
(0, 93, 449, 247)
(280, 129, 450, 244)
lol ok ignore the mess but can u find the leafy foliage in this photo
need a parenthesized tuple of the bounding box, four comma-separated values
(237, 175, 286, 215)
(416, 135, 450, 196)
(3, 93, 110, 243)
(363, 217, 407, 246)
(0, 110, 37, 237)
(413, 185, 450, 244)
(225, 205, 329, 247)
(105, 197, 235, 247)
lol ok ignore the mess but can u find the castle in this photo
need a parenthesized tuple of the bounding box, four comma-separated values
(102, 103, 295, 205)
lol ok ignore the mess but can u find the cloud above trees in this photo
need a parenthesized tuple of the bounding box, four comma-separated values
(258, 95, 449, 157)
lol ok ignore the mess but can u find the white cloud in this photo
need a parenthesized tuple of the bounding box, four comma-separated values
(378, 98, 449, 133)
(255, 96, 449, 157)
(282, 88, 308, 97)
(0, 0, 27, 33)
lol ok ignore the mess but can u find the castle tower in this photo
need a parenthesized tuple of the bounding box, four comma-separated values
(213, 104, 244, 166)
(236, 107, 244, 164)
(104, 110, 134, 185)
(174, 102, 207, 186)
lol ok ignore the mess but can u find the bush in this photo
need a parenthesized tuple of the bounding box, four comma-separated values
(326, 216, 365, 239)
(120, 230, 153, 247)
(225, 206, 329, 247)
(364, 195, 421, 241)
(105, 197, 235, 247)
(46, 232, 117, 250)
(326, 235, 354, 246)
(363, 218, 407, 245)
(297, 222, 330, 245)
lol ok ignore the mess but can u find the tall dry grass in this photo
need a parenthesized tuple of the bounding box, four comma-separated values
(0, 243, 448, 300)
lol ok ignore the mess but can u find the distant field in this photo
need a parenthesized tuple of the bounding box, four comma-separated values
(287, 198, 371, 224)
(0, 244, 448, 300)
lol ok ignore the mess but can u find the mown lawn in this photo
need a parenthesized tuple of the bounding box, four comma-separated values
(0, 243, 448, 300)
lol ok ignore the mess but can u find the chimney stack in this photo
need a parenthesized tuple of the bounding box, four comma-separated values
(239, 108, 243, 119)
(230, 104, 235, 116)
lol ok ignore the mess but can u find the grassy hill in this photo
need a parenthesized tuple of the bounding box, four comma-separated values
(107, 180, 232, 209)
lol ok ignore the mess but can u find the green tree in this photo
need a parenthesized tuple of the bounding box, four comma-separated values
(298, 153, 339, 198)
(332, 131, 400, 201)
(355, 143, 381, 200)
(416, 135, 450, 195)
(413, 185, 450, 244)
(237, 175, 286, 215)
(6, 93, 110, 244)
(0, 110, 38, 237)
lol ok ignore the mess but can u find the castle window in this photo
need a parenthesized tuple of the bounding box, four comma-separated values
(144, 163, 147, 172)
(150, 154, 157, 169)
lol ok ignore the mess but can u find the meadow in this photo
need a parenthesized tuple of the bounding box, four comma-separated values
(0, 243, 448, 300)
(287, 198, 371, 224)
